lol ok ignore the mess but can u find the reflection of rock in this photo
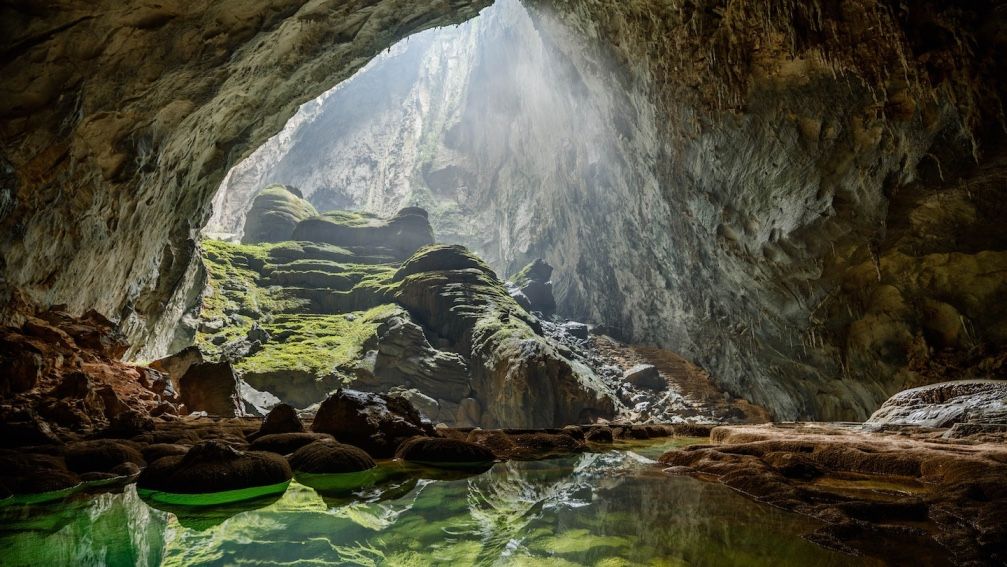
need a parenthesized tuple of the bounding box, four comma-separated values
(310, 389, 428, 458)
(138, 440, 291, 494)
(866, 380, 1007, 428)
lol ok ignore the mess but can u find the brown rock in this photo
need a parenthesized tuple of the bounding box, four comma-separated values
(395, 437, 496, 469)
(138, 440, 291, 494)
(287, 440, 376, 474)
(311, 389, 426, 458)
(178, 361, 242, 417)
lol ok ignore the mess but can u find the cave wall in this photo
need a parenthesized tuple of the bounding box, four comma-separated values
(204, 0, 1007, 419)
(0, 0, 492, 358)
(2, 0, 1005, 420)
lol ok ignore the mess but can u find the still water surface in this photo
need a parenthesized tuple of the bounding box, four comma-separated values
(0, 439, 861, 566)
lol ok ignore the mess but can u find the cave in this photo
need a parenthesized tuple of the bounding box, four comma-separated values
(1, 0, 1006, 565)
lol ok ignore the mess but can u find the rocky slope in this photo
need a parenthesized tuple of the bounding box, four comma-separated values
(190, 199, 618, 427)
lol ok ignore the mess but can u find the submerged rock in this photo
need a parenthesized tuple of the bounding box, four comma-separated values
(310, 389, 428, 458)
(138, 440, 291, 494)
(866, 380, 1007, 429)
(395, 437, 495, 469)
(287, 440, 376, 474)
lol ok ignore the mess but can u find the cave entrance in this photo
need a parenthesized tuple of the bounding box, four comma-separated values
(203, 0, 638, 282)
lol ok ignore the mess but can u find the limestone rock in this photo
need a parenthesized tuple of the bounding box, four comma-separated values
(866, 380, 1007, 429)
(138, 440, 292, 494)
(250, 432, 334, 456)
(310, 389, 427, 458)
(394, 437, 495, 469)
(242, 185, 318, 244)
(254, 403, 305, 439)
(178, 361, 243, 417)
(511, 259, 556, 315)
(287, 440, 376, 474)
(150, 346, 204, 391)
(292, 208, 433, 261)
(623, 364, 665, 390)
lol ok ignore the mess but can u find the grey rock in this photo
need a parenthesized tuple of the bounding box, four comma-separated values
(624, 364, 665, 390)
(866, 380, 1007, 429)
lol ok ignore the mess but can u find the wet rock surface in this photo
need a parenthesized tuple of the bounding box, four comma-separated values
(866, 380, 1007, 429)
(137, 440, 291, 494)
(395, 437, 496, 468)
(660, 423, 1007, 565)
(287, 439, 376, 474)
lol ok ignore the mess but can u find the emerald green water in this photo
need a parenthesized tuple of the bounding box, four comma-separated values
(0, 440, 861, 566)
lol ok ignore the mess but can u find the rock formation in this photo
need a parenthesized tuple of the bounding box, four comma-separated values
(241, 185, 317, 244)
(189, 203, 618, 428)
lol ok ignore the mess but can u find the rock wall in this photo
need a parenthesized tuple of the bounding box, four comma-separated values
(0, 0, 492, 359)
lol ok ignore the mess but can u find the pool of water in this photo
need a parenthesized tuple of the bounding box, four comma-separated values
(0, 440, 863, 566)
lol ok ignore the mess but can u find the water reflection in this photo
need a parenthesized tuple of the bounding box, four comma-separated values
(0, 441, 860, 566)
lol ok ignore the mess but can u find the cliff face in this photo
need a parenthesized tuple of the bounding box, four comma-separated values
(3, 1, 1005, 420)
(208, 0, 1007, 419)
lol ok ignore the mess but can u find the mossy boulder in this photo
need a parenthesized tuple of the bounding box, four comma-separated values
(287, 439, 376, 473)
(137, 440, 292, 494)
(394, 437, 496, 469)
(291, 207, 434, 260)
(242, 185, 318, 244)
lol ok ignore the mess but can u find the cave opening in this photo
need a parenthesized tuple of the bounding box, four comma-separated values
(2, 1, 1006, 563)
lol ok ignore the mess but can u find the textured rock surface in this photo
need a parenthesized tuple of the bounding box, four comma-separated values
(3, 0, 1005, 422)
(137, 440, 291, 493)
(866, 380, 1007, 429)
(242, 185, 317, 244)
(662, 423, 1007, 564)
(205, 0, 1007, 421)
(0, 0, 492, 360)
(310, 389, 428, 458)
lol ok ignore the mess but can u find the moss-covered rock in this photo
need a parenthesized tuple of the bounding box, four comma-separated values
(242, 185, 318, 244)
(291, 207, 434, 260)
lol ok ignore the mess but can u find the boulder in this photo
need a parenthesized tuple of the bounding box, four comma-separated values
(624, 364, 665, 390)
(395, 437, 496, 469)
(150, 346, 204, 390)
(64, 439, 145, 474)
(253, 403, 304, 439)
(137, 440, 292, 493)
(251, 432, 334, 455)
(101, 409, 155, 438)
(0, 451, 81, 496)
(511, 259, 556, 315)
(242, 185, 318, 244)
(287, 440, 375, 473)
(562, 322, 590, 341)
(310, 389, 427, 458)
(866, 380, 1007, 429)
(178, 361, 243, 417)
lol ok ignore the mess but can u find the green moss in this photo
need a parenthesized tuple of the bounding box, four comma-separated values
(234, 305, 400, 378)
(319, 210, 381, 227)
